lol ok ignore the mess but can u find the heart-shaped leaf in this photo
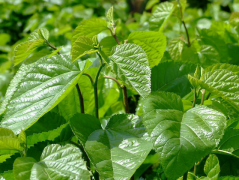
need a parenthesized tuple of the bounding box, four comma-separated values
(109, 43, 151, 98)
(70, 113, 152, 180)
(142, 92, 226, 179)
(1, 55, 90, 134)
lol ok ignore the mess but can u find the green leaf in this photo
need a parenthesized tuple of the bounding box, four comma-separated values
(137, 91, 184, 116)
(109, 43, 151, 98)
(106, 6, 114, 24)
(14, 39, 45, 66)
(219, 177, 239, 180)
(128, 31, 166, 68)
(18, 130, 26, 147)
(100, 36, 118, 56)
(149, 2, 175, 31)
(0, 64, 31, 115)
(47, 46, 62, 58)
(204, 154, 220, 180)
(37, 28, 49, 40)
(70, 113, 153, 180)
(151, 61, 196, 97)
(71, 36, 98, 62)
(0, 170, 14, 180)
(0, 154, 13, 163)
(72, 18, 108, 45)
(168, 38, 184, 61)
(143, 103, 226, 179)
(0, 127, 21, 151)
(188, 65, 239, 112)
(13, 157, 37, 180)
(1, 55, 85, 134)
(30, 144, 91, 179)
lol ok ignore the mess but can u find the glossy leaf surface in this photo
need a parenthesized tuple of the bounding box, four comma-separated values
(30, 144, 91, 180)
(1, 55, 84, 134)
(110, 43, 151, 98)
(143, 94, 226, 179)
(70, 113, 152, 180)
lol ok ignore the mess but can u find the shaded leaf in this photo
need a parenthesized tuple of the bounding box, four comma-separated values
(204, 154, 220, 180)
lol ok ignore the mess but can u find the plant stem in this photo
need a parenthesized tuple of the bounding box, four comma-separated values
(108, 27, 120, 45)
(183, 171, 188, 180)
(123, 85, 130, 113)
(45, 41, 61, 54)
(83, 73, 94, 86)
(194, 163, 197, 175)
(76, 84, 84, 114)
(94, 63, 105, 119)
(206, 92, 211, 100)
(201, 89, 205, 105)
(177, 0, 191, 47)
(104, 76, 122, 87)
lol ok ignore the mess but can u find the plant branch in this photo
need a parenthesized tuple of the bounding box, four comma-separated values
(192, 88, 197, 108)
(94, 63, 106, 119)
(76, 84, 84, 114)
(201, 89, 205, 105)
(108, 27, 120, 45)
(206, 92, 211, 100)
(45, 41, 61, 54)
(194, 163, 197, 175)
(104, 76, 122, 87)
(177, 0, 190, 47)
(123, 85, 130, 113)
(83, 73, 94, 86)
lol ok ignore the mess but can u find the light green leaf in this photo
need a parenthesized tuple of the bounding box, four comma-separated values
(18, 130, 26, 145)
(128, 31, 166, 68)
(188, 66, 239, 112)
(1, 55, 85, 134)
(204, 63, 239, 76)
(13, 157, 37, 180)
(149, 2, 175, 31)
(71, 36, 98, 62)
(14, 39, 45, 66)
(0, 154, 13, 163)
(106, 6, 114, 24)
(204, 154, 220, 180)
(109, 43, 151, 98)
(100, 36, 118, 56)
(0, 64, 31, 115)
(137, 91, 184, 116)
(30, 144, 91, 180)
(47, 46, 62, 58)
(37, 28, 49, 40)
(0, 170, 14, 180)
(72, 18, 108, 45)
(168, 38, 184, 61)
(145, 0, 160, 10)
(0, 127, 21, 151)
(143, 103, 226, 179)
(70, 113, 153, 180)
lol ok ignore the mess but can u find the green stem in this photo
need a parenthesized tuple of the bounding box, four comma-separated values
(183, 171, 188, 180)
(206, 92, 211, 100)
(194, 163, 197, 175)
(83, 73, 94, 86)
(177, 0, 190, 47)
(108, 27, 120, 45)
(76, 84, 84, 114)
(45, 40, 61, 54)
(94, 63, 106, 119)
(201, 89, 205, 105)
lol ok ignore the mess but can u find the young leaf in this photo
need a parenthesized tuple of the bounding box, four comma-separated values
(0, 127, 21, 151)
(13, 157, 37, 180)
(0, 154, 13, 163)
(219, 177, 239, 180)
(168, 38, 184, 61)
(72, 18, 108, 45)
(143, 93, 226, 179)
(204, 154, 220, 180)
(106, 6, 114, 24)
(1, 55, 87, 134)
(188, 66, 239, 112)
(30, 144, 91, 179)
(70, 113, 153, 180)
(71, 36, 98, 62)
(149, 2, 175, 31)
(109, 43, 151, 98)
(37, 28, 49, 40)
(128, 31, 166, 68)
